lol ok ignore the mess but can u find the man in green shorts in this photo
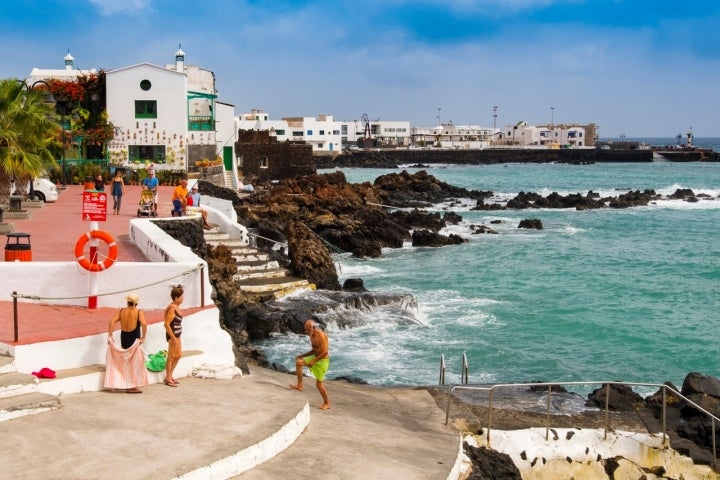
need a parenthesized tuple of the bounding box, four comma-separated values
(289, 319, 330, 410)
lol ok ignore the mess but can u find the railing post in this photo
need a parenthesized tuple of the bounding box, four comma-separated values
(713, 417, 717, 471)
(487, 389, 494, 447)
(13, 291, 19, 342)
(662, 387, 668, 446)
(546, 385, 551, 441)
(439, 354, 445, 386)
(461, 351, 468, 385)
(604, 383, 610, 440)
(200, 264, 205, 307)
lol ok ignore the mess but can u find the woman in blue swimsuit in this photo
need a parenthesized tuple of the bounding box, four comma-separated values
(163, 285, 184, 387)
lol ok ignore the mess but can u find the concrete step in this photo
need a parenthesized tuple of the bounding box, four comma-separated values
(236, 276, 311, 294)
(233, 268, 291, 282)
(0, 372, 38, 399)
(0, 355, 14, 374)
(0, 392, 61, 423)
(235, 259, 280, 272)
(234, 252, 272, 263)
(204, 232, 231, 242)
(206, 240, 251, 249)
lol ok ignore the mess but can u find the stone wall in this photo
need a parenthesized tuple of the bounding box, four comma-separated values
(235, 129, 316, 182)
(315, 148, 653, 169)
(152, 217, 207, 258)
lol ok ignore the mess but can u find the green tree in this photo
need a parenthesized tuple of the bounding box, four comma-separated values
(0, 78, 60, 206)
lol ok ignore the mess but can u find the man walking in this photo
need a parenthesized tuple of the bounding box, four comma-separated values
(289, 319, 330, 410)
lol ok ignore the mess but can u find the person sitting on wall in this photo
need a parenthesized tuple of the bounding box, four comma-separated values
(186, 184, 211, 230)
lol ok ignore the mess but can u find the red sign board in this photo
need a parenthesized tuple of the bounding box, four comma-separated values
(82, 191, 108, 222)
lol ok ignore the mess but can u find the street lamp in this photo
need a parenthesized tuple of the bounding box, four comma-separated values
(492, 106, 498, 144)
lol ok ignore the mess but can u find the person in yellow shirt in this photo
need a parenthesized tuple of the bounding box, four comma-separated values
(171, 178, 188, 216)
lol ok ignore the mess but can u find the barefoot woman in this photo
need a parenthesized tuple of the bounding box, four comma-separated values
(163, 285, 184, 387)
(289, 319, 330, 410)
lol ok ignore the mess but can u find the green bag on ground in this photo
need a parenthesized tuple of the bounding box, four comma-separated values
(146, 350, 167, 372)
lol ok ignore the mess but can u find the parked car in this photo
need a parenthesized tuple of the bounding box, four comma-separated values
(10, 177, 58, 202)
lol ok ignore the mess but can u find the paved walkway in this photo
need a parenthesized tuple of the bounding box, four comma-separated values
(0, 368, 460, 480)
(0, 185, 181, 345)
(0, 187, 463, 479)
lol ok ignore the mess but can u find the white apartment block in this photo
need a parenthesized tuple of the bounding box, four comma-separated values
(410, 123, 494, 149)
(498, 122, 597, 147)
(236, 110, 343, 153)
(340, 119, 411, 146)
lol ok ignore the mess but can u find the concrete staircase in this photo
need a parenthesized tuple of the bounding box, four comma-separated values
(204, 228, 312, 298)
(224, 169, 236, 190)
(0, 354, 61, 422)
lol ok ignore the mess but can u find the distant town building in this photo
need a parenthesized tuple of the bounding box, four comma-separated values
(411, 123, 494, 149)
(340, 118, 411, 147)
(236, 110, 342, 153)
(498, 122, 598, 148)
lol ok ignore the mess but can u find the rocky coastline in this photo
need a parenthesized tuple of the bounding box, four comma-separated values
(193, 171, 718, 475)
(314, 147, 655, 169)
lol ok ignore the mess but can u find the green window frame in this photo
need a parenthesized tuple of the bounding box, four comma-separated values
(129, 145, 166, 163)
(135, 100, 157, 118)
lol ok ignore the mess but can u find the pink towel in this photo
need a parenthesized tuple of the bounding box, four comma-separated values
(104, 337, 149, 389)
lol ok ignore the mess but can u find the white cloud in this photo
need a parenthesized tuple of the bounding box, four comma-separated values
(88, 0, 150, 16)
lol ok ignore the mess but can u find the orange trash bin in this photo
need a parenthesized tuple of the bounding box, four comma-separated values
(5, 232, 32, 261)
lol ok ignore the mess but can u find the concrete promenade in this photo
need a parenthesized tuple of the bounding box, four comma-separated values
(0, 186, 464, 479)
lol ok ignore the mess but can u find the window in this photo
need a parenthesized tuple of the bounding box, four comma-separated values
(319, 130, 325, 135)
(333, 130, 340, 135)
(129, 145, 166, 163)
(292, 131, 303, 137)
(275, 129, 285, 135)
(306, 130, 313, 136)
(140, 79, 152, 91)
(318, 143, 324, 149)
(135, 100, 157, 118)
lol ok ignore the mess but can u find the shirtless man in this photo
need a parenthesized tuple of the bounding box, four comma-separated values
(289, 319, 331, 410)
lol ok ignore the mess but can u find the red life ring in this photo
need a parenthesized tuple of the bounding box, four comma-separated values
(75, 230, 118, 272)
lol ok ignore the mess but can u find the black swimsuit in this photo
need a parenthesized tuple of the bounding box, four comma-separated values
(165, 307, 183, 341)
(120, 308, 142, 349)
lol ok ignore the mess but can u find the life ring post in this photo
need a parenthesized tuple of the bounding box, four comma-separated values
(74, 228, 119, 309)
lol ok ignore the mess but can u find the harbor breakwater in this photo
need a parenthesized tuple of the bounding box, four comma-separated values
(315, 147, 653, 169)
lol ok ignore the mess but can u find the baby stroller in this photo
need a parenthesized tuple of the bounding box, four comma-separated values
(137, 189, 157, 217)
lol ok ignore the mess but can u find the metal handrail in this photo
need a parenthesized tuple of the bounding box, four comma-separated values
(444, 380, 720, 470)
(461, 352, 468, 385)
(438, 354, 445, 386)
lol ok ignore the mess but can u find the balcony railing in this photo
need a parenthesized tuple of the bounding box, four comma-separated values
(188, 116, 214, 131)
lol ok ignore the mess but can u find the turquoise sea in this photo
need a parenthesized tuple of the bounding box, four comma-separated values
(255, 139, 720, 391)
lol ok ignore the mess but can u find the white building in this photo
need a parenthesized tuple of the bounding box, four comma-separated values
(236, 110, 343, 153)
(498, 122, 597, 147)
(27, 50, 97, 84)
(340, 118, 411, 147)
(410, 123, 494, 149)
(105, 47, 236, 172)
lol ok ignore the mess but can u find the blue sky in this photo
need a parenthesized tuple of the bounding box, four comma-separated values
(0, 0, 718, 137)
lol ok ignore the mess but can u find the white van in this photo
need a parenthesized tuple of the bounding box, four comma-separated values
(10, 177, 58, 203)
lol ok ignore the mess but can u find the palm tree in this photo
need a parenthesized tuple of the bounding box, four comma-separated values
(0, 78, 60, 207)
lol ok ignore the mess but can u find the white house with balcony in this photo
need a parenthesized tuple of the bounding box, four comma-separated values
(105, 47, 236, 172)
(409, 123, 493, 149)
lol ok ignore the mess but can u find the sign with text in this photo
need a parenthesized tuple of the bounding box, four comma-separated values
(82, 191, 108, 222)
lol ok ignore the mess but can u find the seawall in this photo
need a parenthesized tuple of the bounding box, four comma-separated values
(316, 148, 653, 169)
